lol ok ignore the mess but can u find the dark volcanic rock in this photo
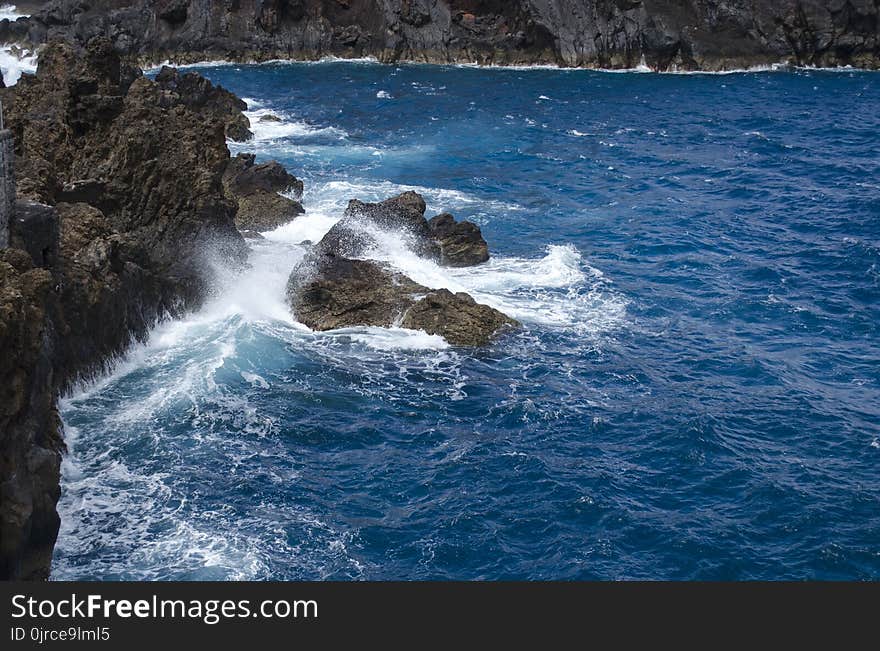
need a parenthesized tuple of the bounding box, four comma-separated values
(2, 1, 878, 70)
(288, 252, 428, 331)
(402, 288, 517, 346)
(9, 201, 59, 270)
(154, 66, 253, 141)
(0, 249, 63, 581)
(230, 191, 305, 232)
(287, 250, 517, 344)
(0, 37, 249, 580)
(222, 153, 304, 231)
(318, 191, 489, 266)
(224, 153, 303, 197)
(157, 0, 188, 24)
(319, 191, 440, 260)
(0, 38, 247, 280)
(287, 189, 517, 344)
(428, 212, 489, 267)
(346, 191, 431, 235)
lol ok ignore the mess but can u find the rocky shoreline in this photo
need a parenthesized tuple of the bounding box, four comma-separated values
(0, 37, 248, 579)
(1, 1, 879, 72)
(0, 33, 518, 579)
(1, 0, 875, 583)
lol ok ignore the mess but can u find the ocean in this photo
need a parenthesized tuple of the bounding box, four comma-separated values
(52, 60, 879, 580)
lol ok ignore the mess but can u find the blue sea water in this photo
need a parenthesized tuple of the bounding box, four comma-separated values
(53, 62, 880, 580)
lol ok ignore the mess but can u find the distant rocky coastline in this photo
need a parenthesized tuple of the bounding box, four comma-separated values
(1, 1, 878, 72)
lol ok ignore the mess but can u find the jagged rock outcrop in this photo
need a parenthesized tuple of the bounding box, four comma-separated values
(222, 153, 304, 231)
(428, 212, 489, 267)
(1, 1, 878, 70)
(154, 66, 253, 141)
(1, 37, 247, 295)
(287, 250, 517, 345)
(287, 190, 516, 345)
(320, 191, 440, 260)
(401, 288, 516, 346)
(0, 37, 253, 580)
(319, 191, 488, 265)
(288, 253, 429, 331)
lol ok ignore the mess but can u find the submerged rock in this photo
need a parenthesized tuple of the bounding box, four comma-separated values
(222, 153, 304, 231)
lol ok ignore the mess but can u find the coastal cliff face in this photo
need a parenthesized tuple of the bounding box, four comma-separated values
(0, 38, 248, 579)
(0, 248, 61, 580)
(1, 1, 878, 70)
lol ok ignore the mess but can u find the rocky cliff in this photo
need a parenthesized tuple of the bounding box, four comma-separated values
(0, 37, 250, 579)
(1, 1, 878, 70)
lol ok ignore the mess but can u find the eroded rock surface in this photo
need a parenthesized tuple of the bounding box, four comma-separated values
(223, 153, 304, 231)
(1, 1, 878, 71)
(287, 250, 516, 345)
(402, 288, 516, 347)
(0, 249, 62, 581)
(154, 66, 253, 141)
(287, 190, 516, 345)
(319, 191, 489, 266)
(428, 212, 489, 267)
(288, 252, 428, 331)
(0, 37, 253, 580)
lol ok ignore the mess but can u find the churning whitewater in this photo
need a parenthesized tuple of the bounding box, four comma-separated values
(53, 60, 880, 580)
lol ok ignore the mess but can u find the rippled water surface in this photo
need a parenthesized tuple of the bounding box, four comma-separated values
(53, 62, 880, 580)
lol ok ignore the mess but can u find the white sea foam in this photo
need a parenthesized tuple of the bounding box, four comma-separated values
(0, 5, 36, 86)
(0, 3, 25, 20)
(147, 53, 878, 80)
(296, 178, 523, 225)
(264, 209, 340, 245)
(146, 55, 381, 73)
(333, 327, 449, 351)
(257, 174, 625, 338)
(0, 45, 36, 85)
(356, 221, 626, 335)
(241, 96, 265, 109)
(242, 106, 349, 142)
(55, 427, 361, 580)
(376, 90, 392, 99)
